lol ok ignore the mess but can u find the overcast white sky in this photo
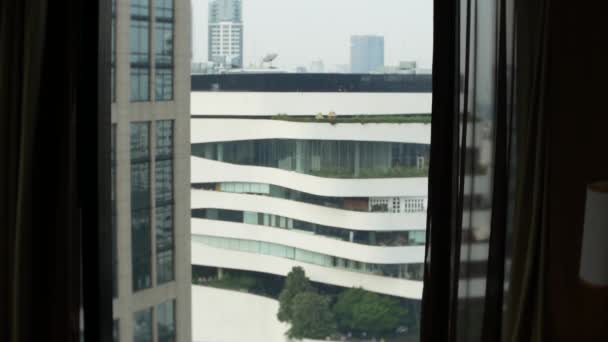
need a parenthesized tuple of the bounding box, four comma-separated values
(191, 0, 433, 71)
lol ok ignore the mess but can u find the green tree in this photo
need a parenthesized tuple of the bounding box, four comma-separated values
(277, 266, 314, 322)
(287, 292, 336, 340)
(333, 287, 365, 332)
(333, 288, 408, 337)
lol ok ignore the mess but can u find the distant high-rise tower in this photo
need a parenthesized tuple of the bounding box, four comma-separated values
(208, 0, 243, 68)
(309, 60, 325, 73)
(350, 35, 385, 73)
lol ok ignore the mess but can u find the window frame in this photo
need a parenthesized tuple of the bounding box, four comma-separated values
(81, 0, 113, 342)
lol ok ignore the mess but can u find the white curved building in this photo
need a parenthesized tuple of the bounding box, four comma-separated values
(191, 73, 432, 300)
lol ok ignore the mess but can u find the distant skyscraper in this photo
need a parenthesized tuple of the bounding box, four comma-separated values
(350, 35, 385, 73)
(309, 60, 325, 73)
(208, 0, 243, 68)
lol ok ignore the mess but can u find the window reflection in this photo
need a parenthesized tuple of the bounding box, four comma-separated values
(157, 300, 176, 342)
(133, 308, 153, 342)
(192, 140, 430, 178)
(130, 0, 151, 101)
(155, 0, 174, 101)
(112, 319, 119, 342)
(131, 123, 152, 291)
(156, 205, 174, 284)
(156, 120, 174, 284)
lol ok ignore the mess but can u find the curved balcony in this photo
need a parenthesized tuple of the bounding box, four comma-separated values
(192, 219, 425, 264)
(191, 242, 424, 300)
(192, 157, 428, 198)
(192, 189, 427, 231)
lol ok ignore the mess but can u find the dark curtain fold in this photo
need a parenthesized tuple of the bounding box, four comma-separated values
(426, 0, 608, 341)
(420, 0, 460, 340)
(503, 0, 551, 341)
(0, 0, 109, 341)
(1, 1, 53, 341)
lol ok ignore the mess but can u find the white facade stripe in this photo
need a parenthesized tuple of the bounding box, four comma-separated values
(192, 157, 429, 198)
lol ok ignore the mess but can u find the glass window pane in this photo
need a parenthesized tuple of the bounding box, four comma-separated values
(192, 140, 430, 178)
(133, 308, 153, 342)
(156, 205, 174, 284)
(157, 300, 176, 342)
(130, 122, 151, 291)
(155, 0, 173, 100)
(132, 209, 151, 291)
(130, 0, 150, 101)
(243, 211, 258, 224)
(113, 319, 119, 342)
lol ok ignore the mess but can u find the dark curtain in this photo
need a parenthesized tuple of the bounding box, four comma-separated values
(0, 1, 111, 341)
(425, 0, 608, 341)
(503, 0, 550, 341)
(0, 1, 77, 341)
(422, 0, 515, 341)
(506, 0, 608, 341)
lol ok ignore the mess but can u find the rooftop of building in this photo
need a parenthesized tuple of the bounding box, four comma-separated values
(191, 73, 432, 93)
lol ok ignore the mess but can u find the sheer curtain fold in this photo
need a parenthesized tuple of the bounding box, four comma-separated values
(423, 0, 522, 341)
(505, 0, 551, 341)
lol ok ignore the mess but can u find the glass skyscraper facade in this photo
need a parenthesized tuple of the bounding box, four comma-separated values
(350, 35, 385, 73)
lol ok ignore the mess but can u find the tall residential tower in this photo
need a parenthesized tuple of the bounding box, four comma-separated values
(208, 0, 243, 68)
(111, 0, 191, 341)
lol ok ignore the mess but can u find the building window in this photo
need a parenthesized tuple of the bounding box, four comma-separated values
(111, 124, 117, 298)
(156, 120, 174, 284)
(156, 206, 174, 284)
(157, 300, 176, 342)
(130, 0, 150, 102)
(131, 122, 152, 291)
(113, 319, 119, 342)
(155, 0, 174, 101)
(133, 308, 153, 342)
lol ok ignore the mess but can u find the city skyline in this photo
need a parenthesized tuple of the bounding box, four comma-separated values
(191, 0, 433, 71)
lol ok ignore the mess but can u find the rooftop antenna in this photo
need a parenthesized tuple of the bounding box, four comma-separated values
(261, 53, 278, 68)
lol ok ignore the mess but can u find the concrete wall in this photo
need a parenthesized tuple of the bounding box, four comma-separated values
(112, 0, 191, 341)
